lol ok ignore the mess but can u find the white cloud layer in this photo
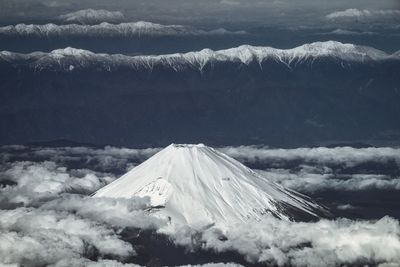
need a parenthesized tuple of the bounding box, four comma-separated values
(1, 145, 400, 266)
(28, 145, 161, 171)
(0, 208, 134, 266)
(257, 167, 400, 192)
(220, 146, 400, 167)
(42, 194, 166, 229)
(219, 146, 400, 191)
(2, 202, 400, 266)
(0, 161, 115, 205)
(173, 216, 400, 267)
(5, 145, 400, 168)
(180, 264, 243, 267)
(51, 259, 140, 267)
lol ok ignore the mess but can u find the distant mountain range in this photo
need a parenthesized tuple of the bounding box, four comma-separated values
(57, 9, 125, 24)
(1, 41, 399, 147)
(0, 22, 246, 38)
(0, 41, 397, 72)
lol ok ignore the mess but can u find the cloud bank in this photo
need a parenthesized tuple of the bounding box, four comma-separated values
(220, 146, 400, 192)
(220, 146, 400, 167)
(0, 160, 115, 205)
(1, 144, 400, 266)
(257, 167, 400, 193)
(0, 208, 134, 266)
(176, 216, 400, 267)
(1, 145, 161, 172)
(2, 145, 400, 194)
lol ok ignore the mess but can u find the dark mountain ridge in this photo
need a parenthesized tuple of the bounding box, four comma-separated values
(1, 42, 399, 147)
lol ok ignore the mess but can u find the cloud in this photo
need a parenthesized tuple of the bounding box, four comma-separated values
(51, 259, 140, 267)
(221, 146, 400, 192)
(173, 216, 400, 267)
(29, 145, 161, 172)
(0, 161, 115, 205)
(5, 145, 400, 170)
(2, 203, 400, 266)
(3, 145, 400, 196)
(180, 264, 243, 267)
(0, 187, 165, 266)
(257, 167, 400, 192)
(57, 9, 125, 24)
(1, 145, 400, 266)
(41, 194, 166, 230)
(0, 145, 161, 174)
(0, 22, 247, 38)
(53, 259, 242, 267)
(219, 146, 400, 168)
(0, 208, 134, 266)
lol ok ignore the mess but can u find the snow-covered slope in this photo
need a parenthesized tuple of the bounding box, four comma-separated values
(93, 144, 325, 228)
(57, 9, 125, 24)
(0, 41, 393, 72)
(0, 22, 245, 37)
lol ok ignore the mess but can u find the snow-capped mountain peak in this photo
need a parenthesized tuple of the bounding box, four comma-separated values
(93, 144, 326, 228)
(0, 22, 246, 37)
(0, 41, 394, 72)
(289, 41, 388, 60)
(57, 9, 125, 24)
(219, 41, 389, 64)
(50, 47, 95, 57)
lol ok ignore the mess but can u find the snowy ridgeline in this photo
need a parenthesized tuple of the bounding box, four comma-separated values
(0, 41, 398, 72)
(0, 21, 246, 37)
(93, 144, 327, 229)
